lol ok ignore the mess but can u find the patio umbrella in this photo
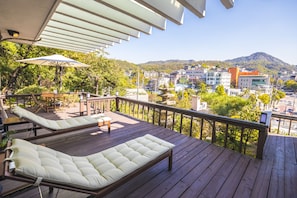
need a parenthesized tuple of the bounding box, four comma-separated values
(17, 54, 89, 90)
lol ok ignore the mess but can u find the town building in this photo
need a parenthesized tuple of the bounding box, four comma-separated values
(238, 75, 270, 90)
(205, 71, 231, 89)
(228, 67, 259, 87)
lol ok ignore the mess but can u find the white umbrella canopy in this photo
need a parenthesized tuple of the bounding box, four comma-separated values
(17, 54, 90, 90)
(17, 54, 89, 67)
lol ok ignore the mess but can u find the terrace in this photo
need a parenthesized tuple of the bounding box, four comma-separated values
(1, 1, 296, 197)
(0, 95, 296, 197)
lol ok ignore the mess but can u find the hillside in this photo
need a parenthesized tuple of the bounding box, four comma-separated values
(115, 52, 295, 75)
(139, 60, 232, 73)
(225, 52, 294, 74)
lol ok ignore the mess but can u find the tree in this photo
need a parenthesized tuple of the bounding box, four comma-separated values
(0, 41, 131, 96)
(258, 94, 270, 110)
(197, 82, 207, 95)
(285, 80, 297, 93)
(178, 77, 188, 84)
(276, 79, 284, 88)
(215, 85, 226, 95)
(271, 88, 285, 107)
(0, 41, 58, 92)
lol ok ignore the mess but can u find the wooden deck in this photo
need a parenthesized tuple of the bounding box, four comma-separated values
(1, 110, 297, 198)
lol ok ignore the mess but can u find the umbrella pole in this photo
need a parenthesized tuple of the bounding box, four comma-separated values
(55, 65, 59, 88)
(54, 65, 63, 91)
(59, 66, 63, 91)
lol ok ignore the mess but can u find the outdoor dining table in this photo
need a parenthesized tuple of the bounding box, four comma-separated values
(41, 92, 68, 111)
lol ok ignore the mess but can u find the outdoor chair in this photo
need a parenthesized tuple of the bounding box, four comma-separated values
(3, 134, 175, 197)
(11, 106, 111, 140)
(31, 94, 49, 113)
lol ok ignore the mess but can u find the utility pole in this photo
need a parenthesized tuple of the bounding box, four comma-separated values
(137, 68, 139, 100)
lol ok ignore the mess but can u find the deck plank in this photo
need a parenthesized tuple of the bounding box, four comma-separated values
(215, 155, 251, 197)
(199, 151, 241, 197)
(176, 149, 232, 198)
(268, 135, 285, 198)
(284, 136, 297, 198)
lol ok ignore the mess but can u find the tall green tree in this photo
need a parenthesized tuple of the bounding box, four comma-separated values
(271, 88, 285, 107)
(215, 85, 226, 95)
(258, 93, 270, 110)
(285, 80, 297, 93)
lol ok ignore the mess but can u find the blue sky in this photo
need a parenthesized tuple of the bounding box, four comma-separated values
(106, 0, 297, 65)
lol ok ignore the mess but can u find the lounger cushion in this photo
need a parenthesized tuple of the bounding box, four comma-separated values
(8, 134, 174, 190)
(12, 106, 109, 130)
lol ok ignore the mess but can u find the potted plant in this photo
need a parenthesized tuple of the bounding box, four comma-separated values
(0, 130, 15, 151)
(0, 130, 15, 174)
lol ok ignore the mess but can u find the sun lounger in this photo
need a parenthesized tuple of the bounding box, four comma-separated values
(11, 106, 111, 140)
(3, 134, 175, 197)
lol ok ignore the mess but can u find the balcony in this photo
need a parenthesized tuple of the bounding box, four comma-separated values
(0, 95, 296, 197)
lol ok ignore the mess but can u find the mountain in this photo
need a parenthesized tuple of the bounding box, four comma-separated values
(137, 52, 294, 75)
(225, 52, 294, 74)
(226, 52, 288, 65)
(145, 59, 196, 65)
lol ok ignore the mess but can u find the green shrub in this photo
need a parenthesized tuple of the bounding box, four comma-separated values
(15, 85, 48, 94)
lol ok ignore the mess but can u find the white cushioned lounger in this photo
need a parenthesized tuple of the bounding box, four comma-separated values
(12, 106, 111, 139)
(4, 134, 175, 197)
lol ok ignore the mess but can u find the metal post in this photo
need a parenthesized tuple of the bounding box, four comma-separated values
(137, 68, 139, 100)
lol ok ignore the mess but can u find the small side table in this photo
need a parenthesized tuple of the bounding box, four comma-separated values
(3, 117, 37, 136)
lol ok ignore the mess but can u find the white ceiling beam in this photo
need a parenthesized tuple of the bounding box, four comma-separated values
(39, 30, 114, 46)
(46, 21, 121, 43)
(40, 34, 111, 49)
(178, 0, 206, 18)
(38, 38, 99, 49)
(98, 0, 167, 30)
(55, 3, 141, 38)
(135, 0, 184, 25)
(61, 0, 152, 34)
(36, 42, 91, 53)
(220, 0, 234, 9)
(51, 13, 131, 40)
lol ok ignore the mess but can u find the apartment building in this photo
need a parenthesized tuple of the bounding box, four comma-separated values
(238, 75, 270, 90)
(205, 71, 231, 88)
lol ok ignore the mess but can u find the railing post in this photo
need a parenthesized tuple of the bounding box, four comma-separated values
(190, 116, 193, 137)
(79, 99, 84, 116)
(224, 124, 229, 148)
(239, 126, 244, 153)
(179, 114, 183, 134)
(200, 119, 204, 140)
(86, 99, 91, 115)
(256, 127, 268, 159)
(116, 97, 119, 112)
(211, 121, 216, 143)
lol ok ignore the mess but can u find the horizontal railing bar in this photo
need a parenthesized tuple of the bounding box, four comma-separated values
(117, 97, 267, 131)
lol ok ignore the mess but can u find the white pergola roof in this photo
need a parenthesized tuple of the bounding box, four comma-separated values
(0, 0, 234, 53)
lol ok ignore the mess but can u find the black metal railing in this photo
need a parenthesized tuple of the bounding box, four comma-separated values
(115, 97, 268, 159)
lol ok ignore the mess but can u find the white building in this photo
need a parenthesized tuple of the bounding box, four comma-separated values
(191, 95, 207, 111)
(238, 75, 270, 90)
(226, 88, 242, 96)
(125, 88, 148, 102)
(185, 68, 207, 81)
(170, 69, 186, 85)
(205, 71, 231, 89)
